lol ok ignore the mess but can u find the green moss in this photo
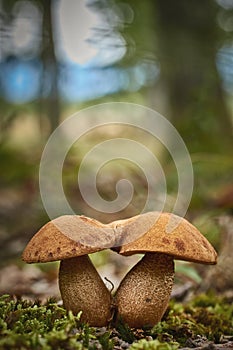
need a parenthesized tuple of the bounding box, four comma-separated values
(0, 293, 232, 349)
(129, 339, 179, 350)
(0, 295, 110, 350)
(151, 293, 233, 346)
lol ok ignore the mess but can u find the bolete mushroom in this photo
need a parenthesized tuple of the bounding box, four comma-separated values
(22, 215, 114, 326)
(114, 212, 217, 328)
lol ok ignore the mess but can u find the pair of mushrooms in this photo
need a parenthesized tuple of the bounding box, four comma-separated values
(22, 212, 217, 328)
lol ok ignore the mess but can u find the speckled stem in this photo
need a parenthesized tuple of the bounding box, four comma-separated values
(59, 255, 112, 326)
(115, 253, 174, 328)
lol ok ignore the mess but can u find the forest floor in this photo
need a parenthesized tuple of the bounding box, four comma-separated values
(0, 146, 233, 349)
(0, 292, 232, 350)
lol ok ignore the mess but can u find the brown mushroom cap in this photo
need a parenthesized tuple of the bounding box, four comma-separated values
(118, 212, 217, 264)
(22, 215, 115, 263)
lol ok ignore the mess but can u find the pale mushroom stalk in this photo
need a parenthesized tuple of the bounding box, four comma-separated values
(115, 253, 174, 328)
(59, 255, 112, 326)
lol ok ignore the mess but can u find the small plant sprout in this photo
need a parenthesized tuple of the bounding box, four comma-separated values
(113, 212, 217, 328)
(22, 215, 114, 326)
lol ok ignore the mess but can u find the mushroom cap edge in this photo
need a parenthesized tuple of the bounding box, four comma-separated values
(117, 212, 217, 265)
(22, 215, 114, 263)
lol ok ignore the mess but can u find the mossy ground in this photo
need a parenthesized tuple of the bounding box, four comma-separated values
(0, 293, 232, 350)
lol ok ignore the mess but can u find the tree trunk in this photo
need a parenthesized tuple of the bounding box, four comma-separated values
(40, 0, 60, 135)
(153, 0, 232, 153)
(201, 215, 233, 292)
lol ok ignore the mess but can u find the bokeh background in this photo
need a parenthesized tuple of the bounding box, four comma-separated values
(0, 0, 232, 299)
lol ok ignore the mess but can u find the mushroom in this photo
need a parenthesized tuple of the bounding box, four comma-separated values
(22, 215, 114, 326)
(114, 212, 217, 328)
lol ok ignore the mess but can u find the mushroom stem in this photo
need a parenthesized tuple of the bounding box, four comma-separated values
(59, 255, 112, 326)
(115, 253, 174, 328)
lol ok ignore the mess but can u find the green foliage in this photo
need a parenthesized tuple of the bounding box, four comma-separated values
(0, 145, 36, 186)
(151, 294, 233, 346)
(174, 262, 202, 284)
(116, 318, 136, 343)
(0, 295, 112, 350)
(129, 339, 179, 350)
(0, 293, 232, 349)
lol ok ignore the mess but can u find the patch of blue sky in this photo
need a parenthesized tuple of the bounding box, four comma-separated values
(0, 57, 159, 104)
(59, 61, 159, 102)
(216, 45, 233, 94)
(59, 64, 127, 102)
(0, 59, 42, 104)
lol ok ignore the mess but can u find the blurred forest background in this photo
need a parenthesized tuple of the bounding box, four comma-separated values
(0, 0, 232, 299)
